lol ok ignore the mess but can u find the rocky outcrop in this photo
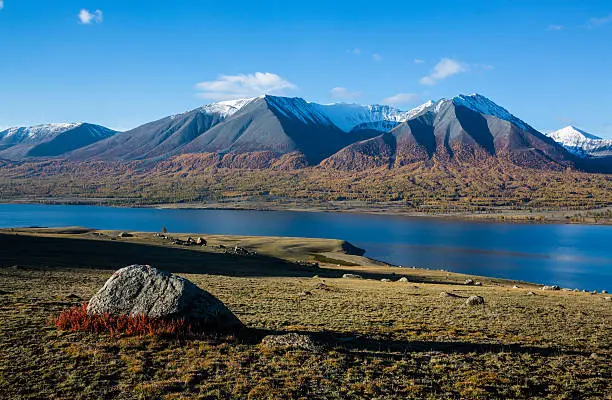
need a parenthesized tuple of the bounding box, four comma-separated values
(87, 265, 242, 330)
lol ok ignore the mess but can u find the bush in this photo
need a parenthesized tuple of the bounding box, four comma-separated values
(53, 302, 201, 338)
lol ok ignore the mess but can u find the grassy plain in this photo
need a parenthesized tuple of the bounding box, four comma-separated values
(0, 228, 611, 399)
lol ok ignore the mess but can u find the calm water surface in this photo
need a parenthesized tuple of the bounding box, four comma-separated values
(1, 204, 611, 291)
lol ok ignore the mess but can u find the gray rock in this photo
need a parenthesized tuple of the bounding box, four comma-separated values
(261, 333, 319, 351)
(398, 277, 409, 282)
(118, 232, 133, 238)
(342, 273, 362, 279)
(440, 291, 460, 298)
(381, 278, 391, 282)
(465, 295, 485, 306)
(527, 291, 536, 296)
(512, 285, 520, 289)
(87, 265, 242, 330)
(474, 281, 482, 286)
(541, 285, 560, 291)
(601, 290, 608, 294)
(464, 279, 475, 285)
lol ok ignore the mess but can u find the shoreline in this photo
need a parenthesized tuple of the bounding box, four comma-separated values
(2, 198, 612, 226)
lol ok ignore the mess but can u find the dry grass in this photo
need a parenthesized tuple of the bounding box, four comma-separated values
(0, 229, 611, 399)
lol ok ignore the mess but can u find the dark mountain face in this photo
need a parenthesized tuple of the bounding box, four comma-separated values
(0, 123, 116, 160)
(67, 108, 228, 161)
(178, 96, 356, 165)
(322, 97, 578, 171)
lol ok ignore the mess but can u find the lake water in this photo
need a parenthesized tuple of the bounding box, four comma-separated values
(1, 204, 611, 291)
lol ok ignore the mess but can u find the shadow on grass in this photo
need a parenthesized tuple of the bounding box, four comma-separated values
(0, 232, 456, 284)
(242, 327, 587, 358)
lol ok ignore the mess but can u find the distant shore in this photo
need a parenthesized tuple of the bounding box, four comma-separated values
(2, 197, 611, 225)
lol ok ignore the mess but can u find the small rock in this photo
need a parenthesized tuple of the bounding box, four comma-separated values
(381, 278, 391, 282)
(118, 232, 132, 238)
(464, 279, 474, 285)
(342, 273, 362, 279)
(541, 285, 560, 291)
(465, 295, 485, 306)
(601, 290, 608, 294)
(261, 333, 319, 351)
(527, 291, 536, 296)
(314, 282, 330, 291)
(474, 281, 482, 286)
(196, 237, 207, 246)
(398, 277, 409, 282)
(440, 291, 460, 298)
(573, 288, 579, 292)
(512, 285, 520, 289)
(312, 275, 319, 279)
(591, 290, 598, 294)
(604, 297, 611, 302)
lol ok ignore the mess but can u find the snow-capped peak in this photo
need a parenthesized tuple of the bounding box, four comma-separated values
(0, 123, 82, 141)
(450, 93, 532, 131)
(546, 126, 612, 157)
(265, 95, 334, 126)
(200, 97, 259, 118)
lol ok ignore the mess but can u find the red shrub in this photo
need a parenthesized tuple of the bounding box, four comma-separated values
(53, 302, 200, 338)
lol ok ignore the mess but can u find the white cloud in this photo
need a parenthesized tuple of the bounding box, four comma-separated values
(0, 1, 4, 10)
(78, 9, 103, 24)
(195, 72, 297, 101)
(383, 93, 420, 106)
(372, 53, 383, 62)
(547, 24, 564, 31)
(587, 13, 612, 29)
(330, 87, 361, 100)
(413, 59, 425, 64)
(419, 58, 468, 85)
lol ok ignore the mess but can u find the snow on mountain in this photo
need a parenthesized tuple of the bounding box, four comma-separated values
(0, 123, 81, 143)
(312, 103, 413, 133)
(200, 97, 259, 118)
(547, 126, 612, 157)
(451, 94, 533, 131)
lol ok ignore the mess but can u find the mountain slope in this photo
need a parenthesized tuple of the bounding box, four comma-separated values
(67, 99, 258, 161)
(0, 123, 116, 160)
(547, 126, 612, 158)
(178, 96, 358, 165)
(322, 94, 576, 170)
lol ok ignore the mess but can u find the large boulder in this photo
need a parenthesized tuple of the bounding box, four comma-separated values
(87, 265, 242, 330)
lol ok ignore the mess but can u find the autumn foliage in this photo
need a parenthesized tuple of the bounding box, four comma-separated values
(53, 302, 199, 338)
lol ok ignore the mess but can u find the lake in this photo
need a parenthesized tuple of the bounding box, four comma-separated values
(0, 204, 610, 291)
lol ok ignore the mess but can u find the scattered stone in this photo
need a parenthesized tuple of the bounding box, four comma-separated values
(541, 285, 560, 291)
(398, 277, 409, 282)
(87, 265, 243, 330)
(464, 279, 474, 285)
(512, 285, 520, 289)
(573, 288, 579, 292)
(196, 237, 207, 246)
(440, 291, 460, 298)
(312, 275, 319, 279)
(342, 274, 362, 279)
(118, 232, 132, 238)
(465, 295, 485, 306)
(527, 291, 536, 296)
(381, 278, 391, 282)
(474, 281, 482, 286)
(591, 290, 598, 295)
(604, 297, 611, 302)
(582, 289, 588, 293)
(261, 333, 319, 351)
(314, 282, 330, 291)
(602, 290, 608, 294)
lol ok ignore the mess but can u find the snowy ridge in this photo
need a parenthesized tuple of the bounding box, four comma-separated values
(200, 97, 259, 118)
(451, 94, 533, 131)
(0, 123, 81, 142)
(312, 103, 412, 132)
(547, 126, 612, 157)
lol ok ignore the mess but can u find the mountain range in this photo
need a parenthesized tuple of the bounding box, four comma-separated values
(1, 94, 610, 172)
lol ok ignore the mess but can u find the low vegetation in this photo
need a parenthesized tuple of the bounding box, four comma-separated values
(1, 228, 610, 399)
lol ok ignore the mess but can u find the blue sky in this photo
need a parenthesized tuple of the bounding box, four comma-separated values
(1, 0, 611, 137)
